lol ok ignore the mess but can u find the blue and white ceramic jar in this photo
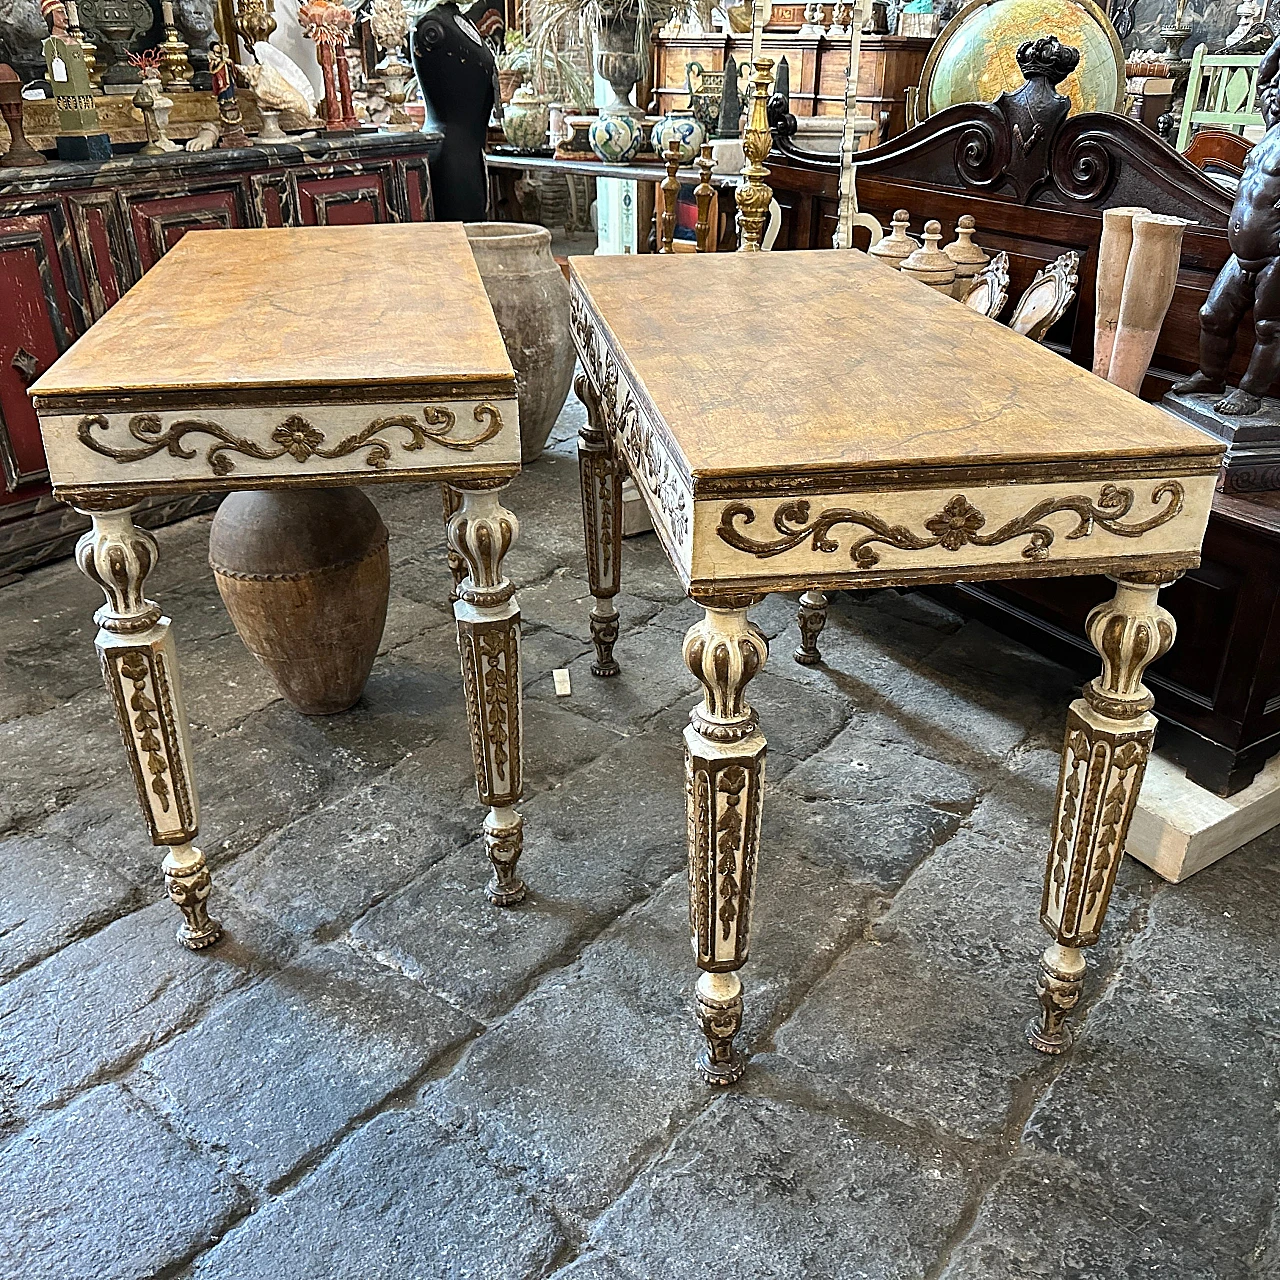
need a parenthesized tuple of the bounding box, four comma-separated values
(651, 108, 705, 162)
(589, 111, 643, 163)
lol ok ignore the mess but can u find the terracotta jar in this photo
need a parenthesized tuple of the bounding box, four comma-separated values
(209, 487, 389, 716)
(464, 222, 575, 462)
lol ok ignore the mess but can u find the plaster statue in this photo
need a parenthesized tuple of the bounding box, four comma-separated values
(1173, 35, 1280, 415)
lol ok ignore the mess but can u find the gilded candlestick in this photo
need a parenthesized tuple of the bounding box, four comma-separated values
(160, 0, 193, 90)
(695, 142, 716, 252)
(660, 140, 681, 253)
(736, 57, 774, 252)
(65, 1, 100, 93)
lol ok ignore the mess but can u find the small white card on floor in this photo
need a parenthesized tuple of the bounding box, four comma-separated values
(553, 669, 572, 697)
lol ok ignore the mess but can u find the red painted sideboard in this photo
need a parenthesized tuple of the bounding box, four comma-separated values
(0, 130, 438, 580)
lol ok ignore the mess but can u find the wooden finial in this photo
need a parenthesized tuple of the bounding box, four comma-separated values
(900, 219, 957, 293)
(659, 139, 681, 254)
(736, 57, 774, 252)
(695, 142, 716, 253)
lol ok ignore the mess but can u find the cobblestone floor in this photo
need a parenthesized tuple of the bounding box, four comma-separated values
(2, 397, 1279, 1280)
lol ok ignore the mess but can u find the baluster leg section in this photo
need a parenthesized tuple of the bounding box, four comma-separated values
(1030, 571, 1179, 1053)
(793, 589, 829, 666)
(442, 483, 465, 603)
(576, 372, 623, 676)
(74, 501, 220, 950)
(447, 482, 527, 906)
(684, 595, 769, 1084)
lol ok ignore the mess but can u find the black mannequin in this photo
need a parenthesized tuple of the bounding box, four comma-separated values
(412, 1, 496, 222)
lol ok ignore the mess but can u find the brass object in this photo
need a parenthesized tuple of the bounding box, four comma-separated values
(694, 143, 716, 253)
(64, 1, 100, 92)
(159, 0, 193, 91)
(736, 58, 774, 252)
(659, 140, 681, 254)
(132, 81, 166, 154)
(235, 0, 277, 48)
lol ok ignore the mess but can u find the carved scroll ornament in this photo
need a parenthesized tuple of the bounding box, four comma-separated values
(716, 483, 1185, 568)
(77, 403, 505, 476)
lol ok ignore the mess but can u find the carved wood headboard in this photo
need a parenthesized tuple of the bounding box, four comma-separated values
(768, 47, 1240, 394)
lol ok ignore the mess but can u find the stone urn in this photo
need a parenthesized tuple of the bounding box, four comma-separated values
(464, 222, 574, 462)
(209, 487, 389, 715)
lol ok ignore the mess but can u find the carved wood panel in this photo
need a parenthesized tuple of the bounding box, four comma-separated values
(123, 186, 249, 272)
(68, 189, 136, 320)
(293, 172, 389, 226)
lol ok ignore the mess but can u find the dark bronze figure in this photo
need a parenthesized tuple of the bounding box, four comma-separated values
(1174, 36, 1280, 415)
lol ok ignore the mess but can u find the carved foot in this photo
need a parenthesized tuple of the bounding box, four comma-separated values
(163, 844, 222, 950)
(1170, 370, 1224, 396)
(590, 602, 621, 677)
(793, 589, 828, 666)
(1028, 943, 1086, 1054)
(484, 807, 527, 906)
(695, 971, 746, 1085)
(1216, 387, 1263, 416)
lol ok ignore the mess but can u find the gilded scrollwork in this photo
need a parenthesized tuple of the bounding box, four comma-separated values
(717, 483, 1186, 567)
(76, 403, 505, 476)
(616, 392, 690, 547)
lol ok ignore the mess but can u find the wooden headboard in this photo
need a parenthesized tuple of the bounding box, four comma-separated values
(767, 52, 1241, 396)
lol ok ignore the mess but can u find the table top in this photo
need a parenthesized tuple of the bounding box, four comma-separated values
(570, 249, 1223, 491)
(32, 223, 513, 410)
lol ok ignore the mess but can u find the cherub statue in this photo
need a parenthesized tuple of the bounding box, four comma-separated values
(1173, 35, 1280, 415)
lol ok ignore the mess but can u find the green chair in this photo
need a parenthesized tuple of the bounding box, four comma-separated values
(1176, 44, 1266, 153)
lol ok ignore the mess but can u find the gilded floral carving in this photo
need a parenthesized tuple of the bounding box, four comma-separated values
(76, 403, 505, 476)
(717, 483, 1186, 567)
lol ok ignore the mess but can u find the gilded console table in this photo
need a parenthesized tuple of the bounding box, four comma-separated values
(30, 222, 526, 949)
(569, 249, 1224, 1083)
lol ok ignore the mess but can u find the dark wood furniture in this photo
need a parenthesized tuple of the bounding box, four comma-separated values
(0, 130, 437, 581)
(653, 32, 932, 148)
(765, 86, 1280, 796)
(1184, 127, 1253, 181)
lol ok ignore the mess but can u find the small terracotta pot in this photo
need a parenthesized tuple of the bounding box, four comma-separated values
(209, 487, 389, 716)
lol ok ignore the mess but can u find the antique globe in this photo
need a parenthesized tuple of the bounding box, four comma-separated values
(922, 0, 1125, 119)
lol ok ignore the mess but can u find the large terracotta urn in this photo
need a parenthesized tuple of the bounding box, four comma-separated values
(209, 487, 389, 715)
(464, 222, 575, 463)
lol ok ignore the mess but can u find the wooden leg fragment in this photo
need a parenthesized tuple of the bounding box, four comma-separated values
(684, 597, 768, 1084)
(448, 483, 526, 906)
(442, 483, 465, 603)
(75, 503, 220, 950)
(1030, 572, 1179, 1053)
(576, 372, 623, 676)
(793, 589, 828, 666)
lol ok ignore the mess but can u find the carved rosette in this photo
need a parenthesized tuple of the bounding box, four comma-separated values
(1032, 573, 1177, 1053)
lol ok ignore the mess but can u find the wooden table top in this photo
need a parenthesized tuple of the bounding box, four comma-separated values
(570, 250, 1223, 490)
(32, 223, 514, 409)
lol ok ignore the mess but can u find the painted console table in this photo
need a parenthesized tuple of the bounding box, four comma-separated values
(569, 249, 1224, 1083)
(30, 221, 527, 949)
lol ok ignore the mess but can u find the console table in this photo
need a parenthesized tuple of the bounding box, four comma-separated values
(570, 248, 1223, 1083)
(1, 131, 438, 581)
(29, 222, 526, 949)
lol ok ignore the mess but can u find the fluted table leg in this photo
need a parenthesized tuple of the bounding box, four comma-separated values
(1030, 571, 1179, 1053)
(683, 595, 769, 1084)
(74, 500, 219, 950)
(447, 482, 526, 906)
(576, 373, 623, 677)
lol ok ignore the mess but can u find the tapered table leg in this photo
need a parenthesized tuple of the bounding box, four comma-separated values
(793, 589, 828, 666)
(447, 482, 526, 906)
(74, 501, 220, 950)
(1030, 571, 1180, 1053)
(683, 595, 769, 1084)
(576, 373, 623, 677)
(442, 483, 465, 604)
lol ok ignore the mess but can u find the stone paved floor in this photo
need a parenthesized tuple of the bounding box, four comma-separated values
(2, 397, 1279, 1280)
